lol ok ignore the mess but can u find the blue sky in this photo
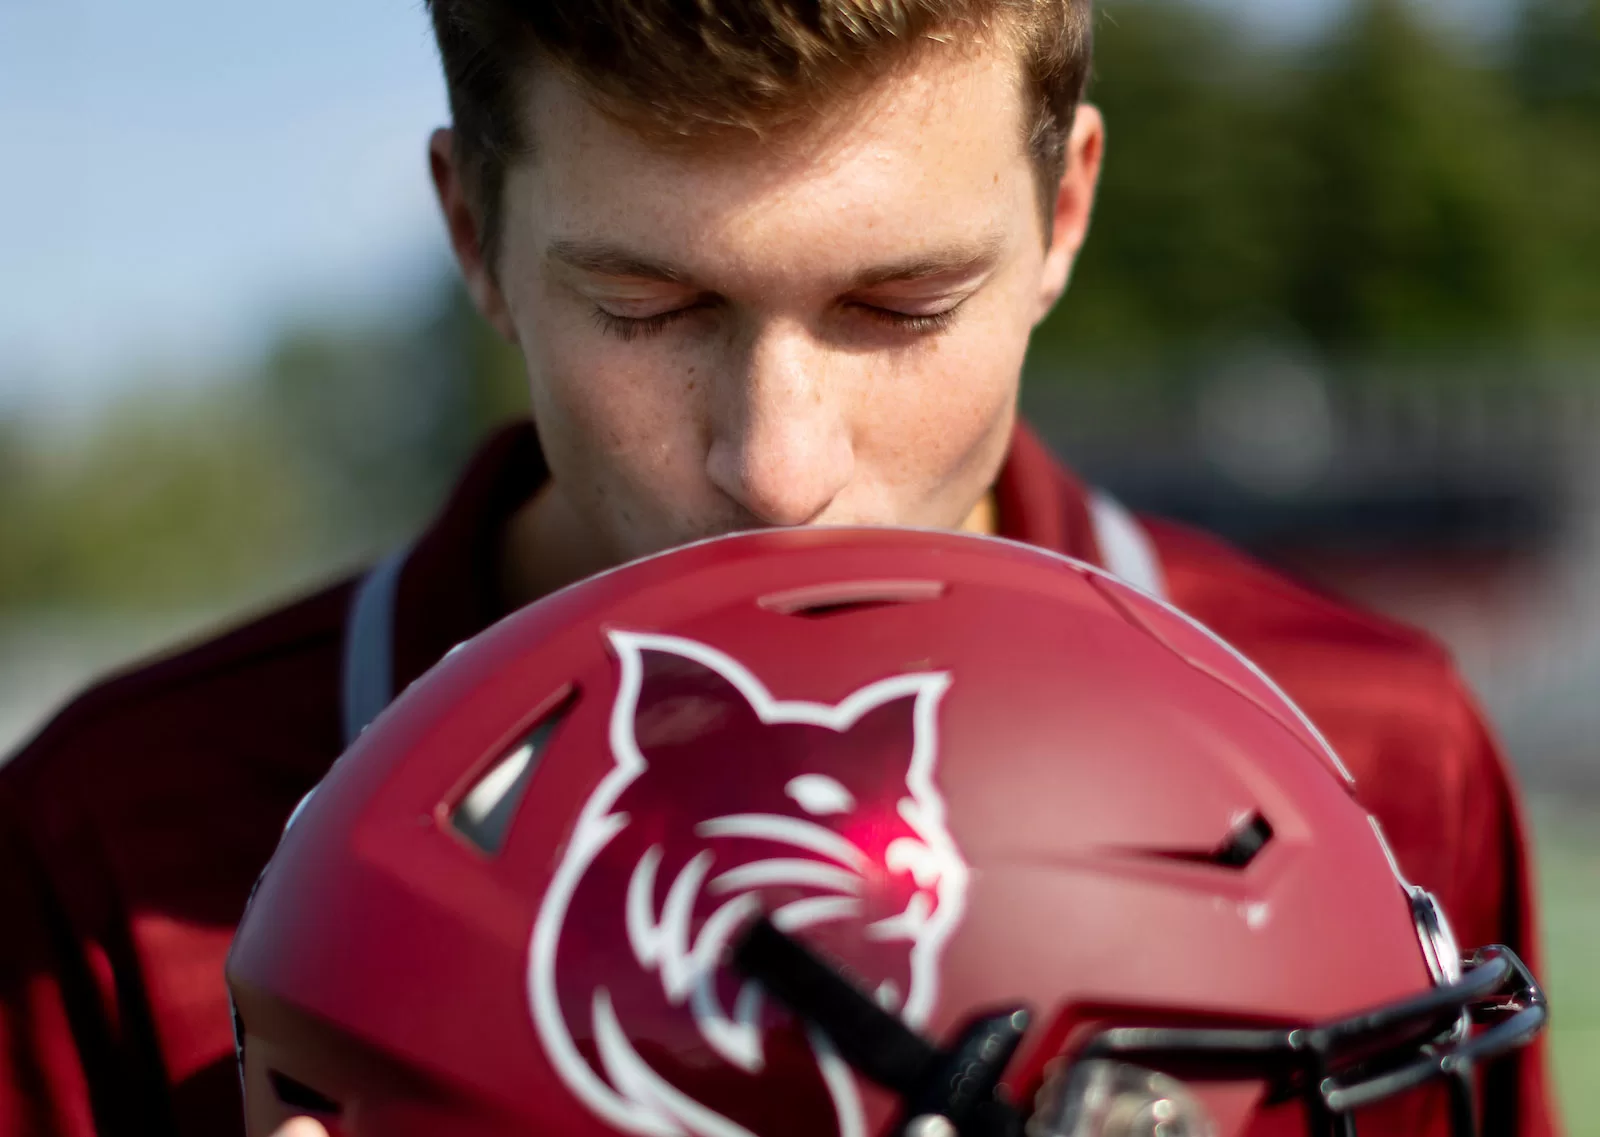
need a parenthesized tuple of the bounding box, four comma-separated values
(0, 0, 452, 411)
(0, 0, 1509, 414)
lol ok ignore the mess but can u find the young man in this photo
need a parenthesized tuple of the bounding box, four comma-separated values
(0, 1, 1557, 1134)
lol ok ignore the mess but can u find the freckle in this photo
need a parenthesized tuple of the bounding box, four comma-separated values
(992, 173, 999, 184)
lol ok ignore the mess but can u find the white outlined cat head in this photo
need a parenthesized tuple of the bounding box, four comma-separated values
(529, 630, 969, 1137)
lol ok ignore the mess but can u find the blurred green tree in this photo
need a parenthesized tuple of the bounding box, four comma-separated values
(257, 278, 528, 556)
(1513, 0, 1600, 114)
(0, 282, 529, 615)
(1035, 0, 1561, 368)
(1034, 0, 1303, 360)
(1510, 0, 1600, 333)
(0, 391, 310, 611)
(1281, 0, 1539, 352)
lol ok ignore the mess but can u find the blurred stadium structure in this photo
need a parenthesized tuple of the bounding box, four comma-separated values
(1026, 363, 1600, 797)
(2, 0, 1599, 1124)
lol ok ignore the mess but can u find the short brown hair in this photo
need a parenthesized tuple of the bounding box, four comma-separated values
(427, 0, 1094, 268)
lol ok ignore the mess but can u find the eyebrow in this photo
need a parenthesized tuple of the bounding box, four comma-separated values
(548, 240, 690, 283)
(847, 238, 1006, 289)
(547, 235, 1006, 290)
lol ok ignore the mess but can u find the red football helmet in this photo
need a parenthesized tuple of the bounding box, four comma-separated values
(226, 528, 1544, 1137)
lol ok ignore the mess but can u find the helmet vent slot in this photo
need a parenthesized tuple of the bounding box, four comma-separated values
(1132, 812, 1275, 870)
(450, 688, 576, 855)
(760, 579, 946, 619)
(1211, 811, 1274, 868)
(268, 1070, 341, 1116)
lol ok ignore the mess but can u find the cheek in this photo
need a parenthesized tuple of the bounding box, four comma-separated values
(856, 291, 1029, 480)
(519, 284, 708, 479)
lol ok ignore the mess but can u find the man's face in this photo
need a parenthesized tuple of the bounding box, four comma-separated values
(444, 37, 1101, 565)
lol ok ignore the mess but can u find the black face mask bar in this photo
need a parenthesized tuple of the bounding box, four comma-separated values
(731, 916, 1547, 1137)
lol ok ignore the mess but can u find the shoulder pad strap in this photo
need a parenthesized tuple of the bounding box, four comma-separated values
(1088, 490, 1167, 600)
(341, 547, 409, 748)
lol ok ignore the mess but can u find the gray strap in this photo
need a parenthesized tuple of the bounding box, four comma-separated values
(341, 547, 409, 748)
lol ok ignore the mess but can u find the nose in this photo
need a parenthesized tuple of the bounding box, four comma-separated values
(705, 323, 855, 527)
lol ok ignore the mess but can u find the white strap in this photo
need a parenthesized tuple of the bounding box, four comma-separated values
(1089, 491, 1167, 600)
(341, 548, 409, 748)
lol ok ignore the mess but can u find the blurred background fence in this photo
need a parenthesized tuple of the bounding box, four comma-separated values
(2, 0, 1597, 1125)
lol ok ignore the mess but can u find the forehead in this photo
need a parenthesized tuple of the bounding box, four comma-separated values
(503, 39, 1036, 277)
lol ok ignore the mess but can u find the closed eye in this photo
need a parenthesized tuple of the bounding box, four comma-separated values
(592, 298, 967, 342)
(845, 300, 965, 335)
(786, 774, 856, 816)
(592, 303, 703, 342)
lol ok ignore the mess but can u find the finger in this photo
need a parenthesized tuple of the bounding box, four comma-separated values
(271, 1119, 330, 1137)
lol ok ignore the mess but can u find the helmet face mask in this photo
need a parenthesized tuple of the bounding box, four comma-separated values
(1031, 1060, 1218, 1137)
(730, 911, 1545, 1137)
(226, 529, 1547, 1137)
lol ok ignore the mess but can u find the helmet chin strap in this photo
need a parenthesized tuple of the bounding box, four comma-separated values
(732, 915, 1031, 1137)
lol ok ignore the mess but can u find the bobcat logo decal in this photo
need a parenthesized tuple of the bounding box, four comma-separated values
(529, 630, 969, 1137)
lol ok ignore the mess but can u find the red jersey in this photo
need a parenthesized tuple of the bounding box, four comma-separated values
(0, 422, 1558, 1136)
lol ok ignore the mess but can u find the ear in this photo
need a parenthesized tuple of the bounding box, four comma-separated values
(428, 127, 520, 344)
(1032, 103, 1106, 326)
(607, 631, 754, 765)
